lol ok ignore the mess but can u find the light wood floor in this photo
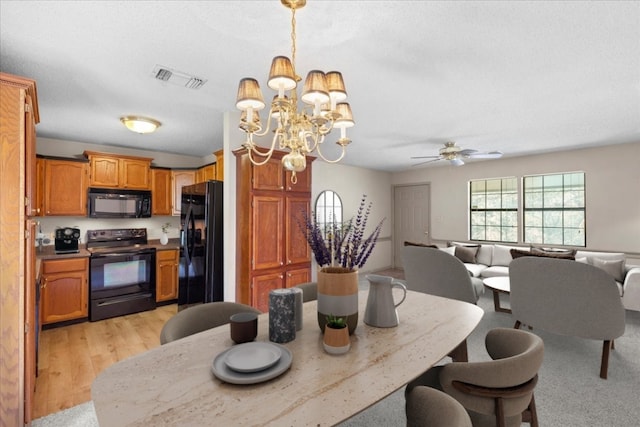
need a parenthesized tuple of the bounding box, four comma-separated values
(33, 304, 177, 419)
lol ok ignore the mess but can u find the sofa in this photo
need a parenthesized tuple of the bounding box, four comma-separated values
(440, 241, 640, 312)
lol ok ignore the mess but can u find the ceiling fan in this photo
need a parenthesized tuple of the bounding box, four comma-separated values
(411, 141, 503, 166)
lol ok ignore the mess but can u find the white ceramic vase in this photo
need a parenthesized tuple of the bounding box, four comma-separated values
(160, 232, 169, 245)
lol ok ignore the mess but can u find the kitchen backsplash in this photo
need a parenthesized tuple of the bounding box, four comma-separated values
(36, 216, 181, 246)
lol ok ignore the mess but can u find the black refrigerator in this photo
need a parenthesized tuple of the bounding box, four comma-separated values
(178, 180, 224, 309)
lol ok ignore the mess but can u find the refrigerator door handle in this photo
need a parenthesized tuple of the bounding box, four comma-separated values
(184, 203, 193, 266)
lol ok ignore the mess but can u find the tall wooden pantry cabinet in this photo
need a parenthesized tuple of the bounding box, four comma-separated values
(0, 72, 40, 425)
(234, 149, 314, 312)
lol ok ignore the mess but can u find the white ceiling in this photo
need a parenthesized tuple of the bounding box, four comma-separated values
(1, 1, 639, 171)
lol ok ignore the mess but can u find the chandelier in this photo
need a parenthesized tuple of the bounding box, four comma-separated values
(235, 0, 354, 184)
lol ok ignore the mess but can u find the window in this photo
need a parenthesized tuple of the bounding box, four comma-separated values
(314, 190, 343, 239)
(523, 172, 585, 246)
(470, 177, 518, 242)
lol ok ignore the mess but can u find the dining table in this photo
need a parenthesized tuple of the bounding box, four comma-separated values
(92, 290, 483, 426)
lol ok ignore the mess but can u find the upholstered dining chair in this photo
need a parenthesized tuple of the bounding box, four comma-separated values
(402, 245, 484, 362)
(509, 256, 626, 379)
(402, 245, 483, 304)
(406, 328, 544, 427)
(406, 385, 472, 427)
(294, 281, 318, 302)
(160, 302, 261, 344)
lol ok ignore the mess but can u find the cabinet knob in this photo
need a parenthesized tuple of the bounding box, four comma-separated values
(280, 261, 284, 266)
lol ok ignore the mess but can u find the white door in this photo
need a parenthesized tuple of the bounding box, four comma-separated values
(394, 184, 431, 268)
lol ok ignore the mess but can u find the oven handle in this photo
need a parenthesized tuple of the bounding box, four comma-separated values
(91, 249, 156, 258)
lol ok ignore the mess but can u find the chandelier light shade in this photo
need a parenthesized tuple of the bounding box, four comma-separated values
(120, 116, 161, 134)
(236, 0, 354, 183)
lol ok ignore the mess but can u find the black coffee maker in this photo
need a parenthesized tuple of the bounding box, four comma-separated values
(54, 227, 81, 254)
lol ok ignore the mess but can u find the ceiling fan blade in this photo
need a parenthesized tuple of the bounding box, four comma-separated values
(411, 158, 443, 167)
(450, 158, 465, 166)
(458, 149, 478, 156)
(410, 155, 441, 159)
(466, 151, 503, 159)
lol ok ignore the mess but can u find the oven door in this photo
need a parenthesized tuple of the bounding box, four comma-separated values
(90, 249, 156, 300)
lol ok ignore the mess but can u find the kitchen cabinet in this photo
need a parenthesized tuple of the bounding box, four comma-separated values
(43, 158, 88, 216)
(196, 163, 216, 183)
(84, 150, 152, 189)
(34, 156, 45, 216)
(0, 72, 39, 425)
(151, 168, 173, 215)
(172, 169, 196, 216)
(234, 149, 313, 311)
(156, 249, 179, 302)
(214, 149, 224, 181)
(40, 257, 89, 325)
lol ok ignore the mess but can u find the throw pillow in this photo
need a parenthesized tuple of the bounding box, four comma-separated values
(404, 241, 438, 249)
(440, 246, 456, 255)
(510, 248, 576, 260)
(454, 245, 479, 264)
(492, 244, 520, 266)
(531, 247, 577, 258)
(592, 258, 625, 282)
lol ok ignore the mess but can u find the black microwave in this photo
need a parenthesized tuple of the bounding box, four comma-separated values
(88, 188, 152, 218)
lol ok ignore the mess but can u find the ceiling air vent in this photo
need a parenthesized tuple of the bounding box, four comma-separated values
(151, 65, 207, 90)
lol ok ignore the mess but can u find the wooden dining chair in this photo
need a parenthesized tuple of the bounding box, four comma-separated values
(159, 301, 260, 344)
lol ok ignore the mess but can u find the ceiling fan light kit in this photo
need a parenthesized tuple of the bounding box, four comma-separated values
(411, 141, 503, 167)
(235, 0, 354, 184)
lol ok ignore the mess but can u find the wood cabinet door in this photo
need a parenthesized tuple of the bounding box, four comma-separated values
(251, 272, 284, 313)
(285, 267, 311, 288)
(44, 160, 87, 215)
(156, 250, 178, 302)
(252, 157, 284, 191)
(41, 258, 88, 324)
(90, 156, 119, 187)
(172, 170, 196, 216)
(214, 150, 224, 181)
(34, 157, 45, 216)
(151, 169, 172, 215)
(285, 196, 311, 266)
(24, 94, 37, 216)
(121, 158, 150, 189)
(196, 164, 216, 182)
(252, 196, 284, 271)
(285, 161, 312, 192)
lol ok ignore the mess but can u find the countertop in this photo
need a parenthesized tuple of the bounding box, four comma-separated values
(35, 238, 181, 277)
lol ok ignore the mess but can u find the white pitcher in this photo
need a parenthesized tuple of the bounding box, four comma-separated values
(364, 274, 407, 328)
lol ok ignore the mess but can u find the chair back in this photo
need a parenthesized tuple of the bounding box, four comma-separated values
(406, 386, 472, 427)
(294, 282, 318, 302)
(402, 246, 478, 303)
(160, 302, 261, 344)
(509, 257, 625, 340)
(440, 328, 544, 420)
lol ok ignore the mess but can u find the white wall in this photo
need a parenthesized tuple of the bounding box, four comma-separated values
(391, 142, 640, 258)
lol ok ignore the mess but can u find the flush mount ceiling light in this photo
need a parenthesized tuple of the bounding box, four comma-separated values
(236, 0, 354, 184)
(120, 116, 161, 134)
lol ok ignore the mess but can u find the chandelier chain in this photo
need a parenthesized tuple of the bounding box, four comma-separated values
(290, 8, 297, 78)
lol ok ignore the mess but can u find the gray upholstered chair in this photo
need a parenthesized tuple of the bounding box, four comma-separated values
(509, 256, 626, 379)
(160, 302, 261, 344)
(407, 328, 544, 427)
(406, 385, 472, 427)
(294, 281, 318, 302)
(403, 245, 484, 362)
(402, 245, 483, 304)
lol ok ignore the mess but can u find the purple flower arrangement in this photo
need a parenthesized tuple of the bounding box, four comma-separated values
(299, 195, 385, 271)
